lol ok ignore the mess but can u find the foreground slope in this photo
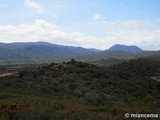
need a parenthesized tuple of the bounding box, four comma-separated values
(0, 58, 160, 119)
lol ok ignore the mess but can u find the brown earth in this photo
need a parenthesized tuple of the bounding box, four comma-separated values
(0, 73, 14, 77)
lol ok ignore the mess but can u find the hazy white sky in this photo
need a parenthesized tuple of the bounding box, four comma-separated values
(0, 0, 160, 50)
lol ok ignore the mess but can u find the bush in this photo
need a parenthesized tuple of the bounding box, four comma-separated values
(12, 111, 58, 120)
(111, 104, 119, 116)
(53, 103, 65, 110)
(73, 89, 83, 97)
(71, 58, 76, 65)
(84, 92, 104, 105)
(67, 110, 88, 120)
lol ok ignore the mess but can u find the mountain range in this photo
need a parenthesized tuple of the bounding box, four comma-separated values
(0, 42, 159, 63)
(0, 42, 100, 62)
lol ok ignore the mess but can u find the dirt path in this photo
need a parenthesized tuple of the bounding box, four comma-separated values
(0, 73, 14, 77)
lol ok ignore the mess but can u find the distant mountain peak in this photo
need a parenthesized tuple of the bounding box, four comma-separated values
(107, 44, 143, 53)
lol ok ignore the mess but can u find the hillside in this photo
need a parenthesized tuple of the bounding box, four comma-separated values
(76, 50, 160, 64)
(0, 42, 100, 62)
(0, 58, 160, 119)
(107, 44, 143, 53)
(0, 42, 160, 65)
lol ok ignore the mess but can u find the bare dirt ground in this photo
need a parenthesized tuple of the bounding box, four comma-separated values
(0, 73, 14, 77)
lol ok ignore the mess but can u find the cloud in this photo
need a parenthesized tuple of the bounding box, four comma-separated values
(25, 0, 44, 13)
(102, 29, 160, 50)
(89, 19, 160, 50)
(0, 19, 100, 48)
(101, 19, 154, 32)
(0, 19, 160, 50)
(93, 13, 102, 21)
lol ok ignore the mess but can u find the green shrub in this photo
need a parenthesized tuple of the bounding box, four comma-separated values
(67, 110, 88, 120)
(84, 92, 104, 105)
(53, 103, 65, 110)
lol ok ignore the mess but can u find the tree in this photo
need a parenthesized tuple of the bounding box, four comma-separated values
(71, 58, 76, 65)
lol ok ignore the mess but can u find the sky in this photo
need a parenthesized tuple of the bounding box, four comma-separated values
(0, 0, 160, 50)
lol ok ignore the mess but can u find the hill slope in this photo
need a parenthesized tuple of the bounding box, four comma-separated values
(0, 42, 160, 64)
(0, 59, 160, 119)
(76, 50, 160, 64)
(0, 42, 100, 62)
(107, 44, 143, 53)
